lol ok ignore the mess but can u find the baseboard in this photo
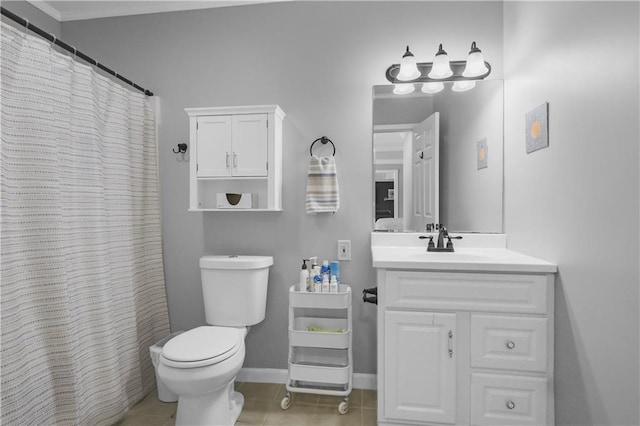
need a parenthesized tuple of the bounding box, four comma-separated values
(237, 368, 377, 390)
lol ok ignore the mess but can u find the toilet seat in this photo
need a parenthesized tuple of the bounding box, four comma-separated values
(160, 326, 243, 369)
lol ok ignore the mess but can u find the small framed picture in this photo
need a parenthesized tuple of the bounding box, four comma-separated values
(526, 102, 549, 153)
(477, 137, 488, 170)
(387, 189, 395, 200)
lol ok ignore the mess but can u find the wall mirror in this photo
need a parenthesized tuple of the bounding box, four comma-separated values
(372, 79, 504, 233)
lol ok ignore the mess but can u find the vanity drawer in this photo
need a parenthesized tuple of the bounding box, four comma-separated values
(384, 271, 548, 314)
(470, 315, 548, 372)
(470, 373, 548, 426)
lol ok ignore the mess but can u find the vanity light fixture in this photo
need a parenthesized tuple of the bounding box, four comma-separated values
(421, 82, 444, 94)
(462, 41, 489, 78)
(385, 41, 491, 95)
(427, 44, 453, 79)
(396, 46, 421, 81)
(393, 83, 416, 95)
(452, 80, 476, 92)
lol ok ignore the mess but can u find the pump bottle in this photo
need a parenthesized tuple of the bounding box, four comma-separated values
(299, 259, 309, 292)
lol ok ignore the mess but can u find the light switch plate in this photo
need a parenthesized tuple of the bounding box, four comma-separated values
(338, 240, 351, 261)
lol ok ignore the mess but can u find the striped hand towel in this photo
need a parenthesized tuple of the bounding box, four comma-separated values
(305, 155, 340, 214)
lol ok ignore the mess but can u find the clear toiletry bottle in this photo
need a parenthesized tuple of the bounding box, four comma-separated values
(299, 259, 309, 292)
(330, 275, 338, 293)
(322, 274, 329, 293)
(314, 274, 323, 293)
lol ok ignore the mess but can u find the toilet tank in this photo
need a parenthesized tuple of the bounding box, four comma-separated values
(200, 255, 273, 326)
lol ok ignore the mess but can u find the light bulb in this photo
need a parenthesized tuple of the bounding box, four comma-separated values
(452, 80, 476, 92)
(421, 82, 444, 94)
(427, 44, 453, 79)
(396, 46, 421, 82)
(462, 41, 489, 78)
(393, 83, 415, 95)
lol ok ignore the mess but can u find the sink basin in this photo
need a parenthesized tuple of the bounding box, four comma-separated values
(371, 232, 557, 273)
(406, 251, 492, 262)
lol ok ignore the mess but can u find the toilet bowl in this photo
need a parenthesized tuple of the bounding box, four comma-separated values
(158, 326, 246, 425)
(157, 255, 272, 426)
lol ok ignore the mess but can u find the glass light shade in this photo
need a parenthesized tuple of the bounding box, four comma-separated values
(427, 44, 453, 79)
(462, 52, 488, 77)
(396, 46, 421, 81)
(393, 83, 415, 95)
(421, 82, 444, 94)
(452, 80, 476, 92)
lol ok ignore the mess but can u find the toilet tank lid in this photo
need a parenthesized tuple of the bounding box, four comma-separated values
(200, 255, 274, 270)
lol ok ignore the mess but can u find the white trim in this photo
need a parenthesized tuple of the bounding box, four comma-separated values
(26, 0, 62, 21)
(185, 105, 284, 119)
(237, 368, 377, 390)
(373, 123, 418, 133)
(31, 1, 290, 22)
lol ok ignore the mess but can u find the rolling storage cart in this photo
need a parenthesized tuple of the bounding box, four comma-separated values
(281, 285, 353, 414)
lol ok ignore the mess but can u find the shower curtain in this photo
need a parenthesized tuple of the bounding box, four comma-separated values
(1, 22, 170, 425)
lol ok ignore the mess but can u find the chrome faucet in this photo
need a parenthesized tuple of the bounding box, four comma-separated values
(436, 226, 449, 249)
(419, 225, 463, 252)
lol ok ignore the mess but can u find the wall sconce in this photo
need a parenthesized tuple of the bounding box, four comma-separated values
(385, 41, 491, 94)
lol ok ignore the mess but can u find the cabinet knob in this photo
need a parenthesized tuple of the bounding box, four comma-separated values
(506, 400, 516, 410)
(506, 340, 516, 350)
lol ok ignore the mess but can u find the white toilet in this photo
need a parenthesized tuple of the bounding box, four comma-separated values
(158, 255, 273, 426)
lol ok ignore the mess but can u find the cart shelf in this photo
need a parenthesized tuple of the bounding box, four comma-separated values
(282, 285, 353, 414)
(289, 317, 350, 349)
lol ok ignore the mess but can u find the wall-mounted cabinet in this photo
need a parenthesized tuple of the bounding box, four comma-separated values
(185, 105, 285, 211)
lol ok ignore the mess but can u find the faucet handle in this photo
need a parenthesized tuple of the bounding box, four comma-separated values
(445, 235, 463, 249)
(419, 235, 436, 249)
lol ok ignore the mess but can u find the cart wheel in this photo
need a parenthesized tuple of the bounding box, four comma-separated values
(280, 394, 292, 410)
(338, 400, 349, 415)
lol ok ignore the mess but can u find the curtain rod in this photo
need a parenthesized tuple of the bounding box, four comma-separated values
(1, 7, 154, 96)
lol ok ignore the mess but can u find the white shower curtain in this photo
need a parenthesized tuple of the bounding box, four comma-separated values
(1, 22, 170, 425)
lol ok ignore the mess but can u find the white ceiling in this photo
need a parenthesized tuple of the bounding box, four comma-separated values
(28, 0, 291, 22)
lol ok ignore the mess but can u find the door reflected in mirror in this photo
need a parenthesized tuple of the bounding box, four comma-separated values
(373, 80, 503, 233)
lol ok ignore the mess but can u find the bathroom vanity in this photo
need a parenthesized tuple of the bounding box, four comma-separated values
(371, 233, 557, 426)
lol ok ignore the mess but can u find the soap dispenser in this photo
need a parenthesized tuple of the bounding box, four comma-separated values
(299, 259, 309, 292)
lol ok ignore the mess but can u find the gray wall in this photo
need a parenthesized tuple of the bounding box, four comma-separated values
(503, 2, 639, 425)
(62, 1, 504, 375)
(2, 1, 61, 37)
(436, 81, 503, 232)
(55, 0, 640, 423)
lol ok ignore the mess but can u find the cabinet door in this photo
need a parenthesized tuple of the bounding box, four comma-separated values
(197, 115, 232, 177)
(232, 114, 268, 177)
(384, 310, 456, 424)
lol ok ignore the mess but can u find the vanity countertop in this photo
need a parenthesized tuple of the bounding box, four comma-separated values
(371, 232, 557, 273)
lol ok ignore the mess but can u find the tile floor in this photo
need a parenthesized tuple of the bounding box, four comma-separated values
(115, 382, 377, 426)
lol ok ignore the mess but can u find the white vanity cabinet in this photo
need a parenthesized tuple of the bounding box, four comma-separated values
(376, 269, 555, 426)
(186, 105, 285, 211)
(384, 310, 456, 424)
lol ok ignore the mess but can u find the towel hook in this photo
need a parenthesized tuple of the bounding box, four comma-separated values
(310, 136, 336, 157)
(173, 143, 188, 154)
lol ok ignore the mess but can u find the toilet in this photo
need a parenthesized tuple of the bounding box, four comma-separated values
(158, 255, 273, 426)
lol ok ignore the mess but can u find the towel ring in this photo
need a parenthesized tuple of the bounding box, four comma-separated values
(310, 136, 336, 156)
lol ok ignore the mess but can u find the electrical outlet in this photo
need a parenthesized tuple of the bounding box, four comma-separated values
(338, 240, 351, 261)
